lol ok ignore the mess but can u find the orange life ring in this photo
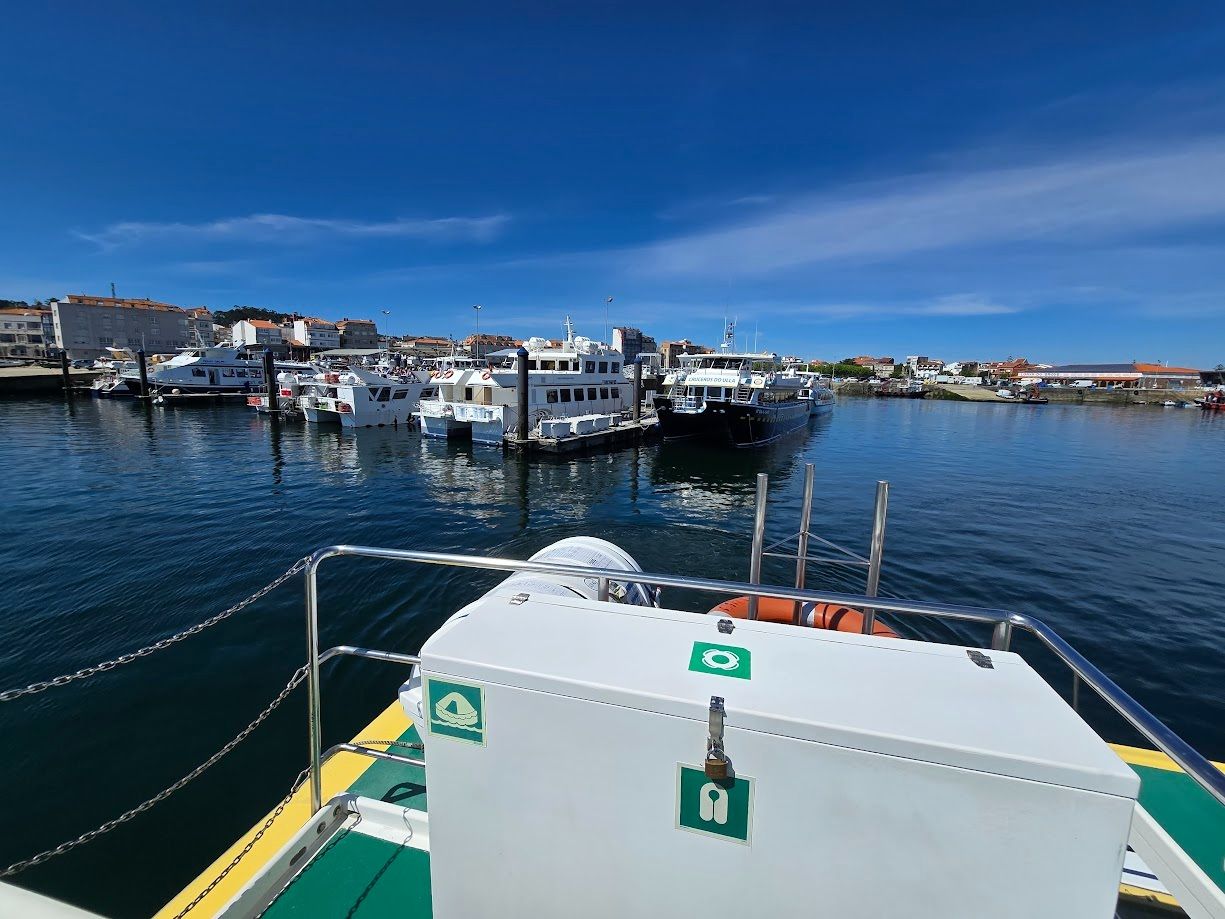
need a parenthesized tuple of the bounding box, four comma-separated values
(443, 369, 454, 379)
(430, 370, 439, 379)
(482, 370, 492, 380)
(708, 596, 898, 638)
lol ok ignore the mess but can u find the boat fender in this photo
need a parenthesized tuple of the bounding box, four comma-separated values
(707, 596, 898, 638)
(481, 370, 492, 380)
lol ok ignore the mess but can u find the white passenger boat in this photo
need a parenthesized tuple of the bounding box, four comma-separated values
(117, 347, 310, 396)
(794, 372, 836, 416)
(275, 365, 433, 428)
(419, 319, 629, 444)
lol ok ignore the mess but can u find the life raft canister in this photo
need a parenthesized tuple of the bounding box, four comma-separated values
(709, 596, 898, 638)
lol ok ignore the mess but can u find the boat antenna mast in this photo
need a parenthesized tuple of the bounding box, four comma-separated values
(563, 315, 576, 347)
(722, 317, 736, 352)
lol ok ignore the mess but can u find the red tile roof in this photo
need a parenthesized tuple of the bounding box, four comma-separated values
(64, 294, 186, 313)
(1134, 362, 1200, 374)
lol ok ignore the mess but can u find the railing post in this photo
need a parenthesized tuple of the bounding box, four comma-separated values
(861, 481, 889, 635)
(793, 463, 815, 625)
(747, 473, 768, 620)
(597, 577, 609, 602)
(305, 560, 323, 813)
(632, 358, 642, 423)
(991, 620, 1012, 651)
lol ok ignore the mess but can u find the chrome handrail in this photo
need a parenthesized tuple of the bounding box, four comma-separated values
(302, 545, 1225, 813)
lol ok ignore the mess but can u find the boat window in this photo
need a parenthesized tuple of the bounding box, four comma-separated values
(598, 361, 608, 373)
(192, 368, 206, 377)
(585, 361, 595, 373)
(588, 387, 597, 399)
(421, 388, 435, 398)
(560, 389, 572, 402)
(612, 386, 621, 401)
(546, 389, 559, 403)
(251, 369, 262, 378)
(377, 388, 392, 402)
(392, 389, 408, 400)
(600, 387, 609, 399)
(236, 369, 248, 378)
(611, 362, 620, 373)
(574, 388, 585, 401)
(464, 386, 474, 401)
(528, 359, 538, 370)
(222, 368, 235, 377)
(541, 360, 556, 371)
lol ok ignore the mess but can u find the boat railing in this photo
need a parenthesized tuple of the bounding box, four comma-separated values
(301, 543, 1225, 815)
(671, 395, 703, 411)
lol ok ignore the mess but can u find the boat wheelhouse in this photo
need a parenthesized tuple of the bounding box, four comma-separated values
(419, 320, 628, 444)
(654, 349, 809, 447)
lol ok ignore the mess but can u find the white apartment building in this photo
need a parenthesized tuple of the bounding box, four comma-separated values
(289, 318, 341, 351)
(905, 355, 946, 380)
(232, 319, 286, 349)
(186, 308, 216, 346)
(0, 308, 51, 360)
(52, 295, 190, 360)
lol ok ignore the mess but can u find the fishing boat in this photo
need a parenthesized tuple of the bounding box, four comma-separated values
(3, 476, 1221, 919)
(278, 366, 433, 428)
(418, 318, 628, 444)
(654, 326, 808, 447)
(797, 375, 836, 415)
(1196, 390, 1225, 412)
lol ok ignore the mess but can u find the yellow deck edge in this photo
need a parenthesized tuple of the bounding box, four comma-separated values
(155, 700, 412, 919)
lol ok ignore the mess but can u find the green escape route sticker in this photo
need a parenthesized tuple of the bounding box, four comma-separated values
(425, 677, 486, 745)
(688, 641, 752, 680)
(676, 764, 754, 844)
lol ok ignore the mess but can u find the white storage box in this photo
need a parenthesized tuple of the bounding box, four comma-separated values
(420, 590, 1137, 919)
(540, 419, 570, 438)
(573, 416, 596, 434)
(592, 415, 611, 431)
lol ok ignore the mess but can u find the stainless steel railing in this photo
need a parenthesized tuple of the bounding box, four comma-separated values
(302, 544, 1225, 813)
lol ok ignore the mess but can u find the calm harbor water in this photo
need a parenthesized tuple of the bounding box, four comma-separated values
(2, 394, 1224, 916)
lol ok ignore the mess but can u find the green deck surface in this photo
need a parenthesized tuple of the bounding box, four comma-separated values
(347, 724, 428, 810)
(260, 723, 433, 917)
(1131, 761, 1225, 894)
(262, 829, 432, 918)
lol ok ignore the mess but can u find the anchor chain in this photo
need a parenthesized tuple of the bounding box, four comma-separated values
(0, 664, 310, 878)
(0, 556, 310, 703)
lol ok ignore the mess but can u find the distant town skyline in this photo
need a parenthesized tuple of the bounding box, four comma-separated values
(4, 4, 1225, 365)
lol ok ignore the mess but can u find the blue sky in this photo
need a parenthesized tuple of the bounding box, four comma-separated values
(4, 1, 1225, 365)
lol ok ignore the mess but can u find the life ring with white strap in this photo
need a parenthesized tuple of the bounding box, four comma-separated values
(443, 369, 454, 379)
(481, 370, 492, 380)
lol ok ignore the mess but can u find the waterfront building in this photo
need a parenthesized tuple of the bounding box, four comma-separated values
(979, 357, 1039, 380)
(336, 318, 380, 349)
(1018, 363, 1203, 390)
(660, 339, 712, 367)
(0, 307, 51, 360)
(904, 355, 945, 379)
(852, 355, 896, 377)
(462, 333, 517, 358)
(397, 335, 456, 359)
(51, 294, 190, 360)
(186, 308, 216, 346)
(612, 326, 658, 365)
(288, 318, 341, 353)
(232, 319, 289, 354)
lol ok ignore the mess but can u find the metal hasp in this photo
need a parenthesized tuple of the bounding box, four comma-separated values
(793, 463, 816, 625)
(515, 346, 529, 444)
(632, 357, 642, 422)
(861, 480, 889, 635)
(704, 695, 731, 780)
(59, 351, 72, 395)
(747, 473, 768, 620)
(136, 349, 149, 399)
(263, 348, 278, 417)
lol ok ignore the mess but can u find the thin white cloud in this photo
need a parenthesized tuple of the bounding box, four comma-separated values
(637, 139, 1225, 276)
(77, 213, 510, 250)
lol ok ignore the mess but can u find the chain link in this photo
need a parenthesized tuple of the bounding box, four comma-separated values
(0, 556, 310, 703)
(0, 664, 310, 879)
(172, 739, 425, 918)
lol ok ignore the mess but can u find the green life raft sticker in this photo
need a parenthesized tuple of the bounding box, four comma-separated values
(676, 764, 754, 844)
(425, 677, 486, 745)
(688, 641, 752, 680)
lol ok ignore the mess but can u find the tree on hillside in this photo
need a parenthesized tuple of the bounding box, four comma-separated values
(211, 306, 294, 327)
